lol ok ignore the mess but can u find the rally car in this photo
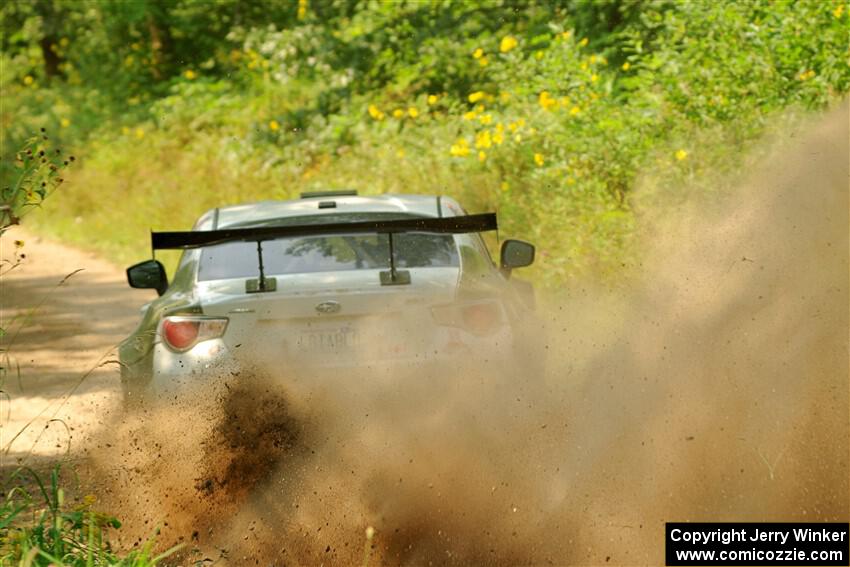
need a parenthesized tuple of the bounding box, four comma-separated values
(119, 191, 535, 403)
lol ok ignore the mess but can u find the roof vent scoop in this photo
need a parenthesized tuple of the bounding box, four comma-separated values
(318, 201, 336, 209)
(300, 190, 358, 199)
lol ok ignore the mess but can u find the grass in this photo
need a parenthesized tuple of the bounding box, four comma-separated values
(1, 464, 179, 566)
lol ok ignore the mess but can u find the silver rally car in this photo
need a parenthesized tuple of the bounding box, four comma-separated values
(119, 191, 535, 402)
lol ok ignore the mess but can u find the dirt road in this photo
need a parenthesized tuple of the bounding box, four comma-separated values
(0, 226, 154, 465)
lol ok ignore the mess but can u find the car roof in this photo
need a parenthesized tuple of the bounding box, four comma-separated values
(193, 193, 467, 230)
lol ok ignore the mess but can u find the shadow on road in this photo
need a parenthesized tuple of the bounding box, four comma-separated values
(2, 228, 154, 458)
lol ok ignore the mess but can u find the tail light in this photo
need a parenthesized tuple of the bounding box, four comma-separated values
(461, 303, 501, 336)
(160, 316, 228, 352)
(431, 301, 504, 337)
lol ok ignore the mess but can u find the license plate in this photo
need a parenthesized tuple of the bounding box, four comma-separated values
(295, 328, 360, 353)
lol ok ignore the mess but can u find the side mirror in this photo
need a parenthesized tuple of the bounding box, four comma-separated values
(127, 259, 168, 296)
(500, 239, 535, 276)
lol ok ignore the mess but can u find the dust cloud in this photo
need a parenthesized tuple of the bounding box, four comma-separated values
(86, 102, 848, 565)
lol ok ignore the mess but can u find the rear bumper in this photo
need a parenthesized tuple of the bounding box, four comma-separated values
(127, 326, 515, 400)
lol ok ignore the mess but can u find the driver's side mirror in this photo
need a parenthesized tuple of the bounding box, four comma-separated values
(127, 259, 168, 296)
(500, 239, 535, 277)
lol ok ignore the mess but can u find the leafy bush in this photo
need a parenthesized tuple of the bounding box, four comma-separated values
(2, 0, 847, 285)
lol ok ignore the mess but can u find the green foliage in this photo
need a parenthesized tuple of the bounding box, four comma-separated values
(1, 465, 178, 565)
(0, 130, 74, 233)
(2, 0, 848, 285)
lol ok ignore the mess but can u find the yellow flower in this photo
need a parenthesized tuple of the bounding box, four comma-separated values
(427, 94, 438, 105)
(60, 118, 71, 128)
(475, 104, 485, 113)
(534, 51, 544, 60)
(675, 149, 688, 161)
(514, 133, 522, 143)
(508, 121, 519, 132)
(500, 181, 510, 192)
(478, 56, 489, 67)
(621, 62, 631, 71)
(23, 75, 34, 86)
(500, 36, 518, 53)
(534, 153, 544, 166)
(834, 4, 844, 18)
(462, 111, 477, 121)
(368, 104, 385, 120)
(559, 31, 571, 40)
(492, 130, 504, 145)
(569, 106, 581, 116)
(135, 127, 145, 139)
(478, 151, 487, 162)
(450, 138, 470, 157)
(298, 0, 308, 19)
(184, 69, 197, 80)
(478, 113, 493, 125)
(579, 37, 589, 47)
(392, 109, 404, 119)
(591, 74, 598, 82)
(468, 91, 485, 103)
(407, 106, 419, 118)
(269, 120, 280, 131)
(396, 148, 405, 158)
(475, 130, 492, 149)
(499, 91, 511, 103)
(473, 48, 484, 59)
(538, 91, 558, 111)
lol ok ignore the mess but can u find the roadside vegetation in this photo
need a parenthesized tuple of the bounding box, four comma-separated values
(2, 0, 847, 285)
(1, 465, 176, 566)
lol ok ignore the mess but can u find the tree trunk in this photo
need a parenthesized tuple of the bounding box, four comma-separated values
(39, 36, 63, 79)
(147, 9, 173, 80)
(34, 0, 64, 81)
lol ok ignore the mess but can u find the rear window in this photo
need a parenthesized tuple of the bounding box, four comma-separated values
(197, 231, 459, 281)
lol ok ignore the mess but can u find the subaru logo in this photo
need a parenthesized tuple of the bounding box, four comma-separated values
(315, 300, 341, 314)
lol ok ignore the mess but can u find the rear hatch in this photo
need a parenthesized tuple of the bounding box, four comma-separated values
(199, 267, 460, 367)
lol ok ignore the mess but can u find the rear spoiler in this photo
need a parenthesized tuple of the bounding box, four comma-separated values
(151, 213, 496, 250)
(151, 213, 497, 290)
